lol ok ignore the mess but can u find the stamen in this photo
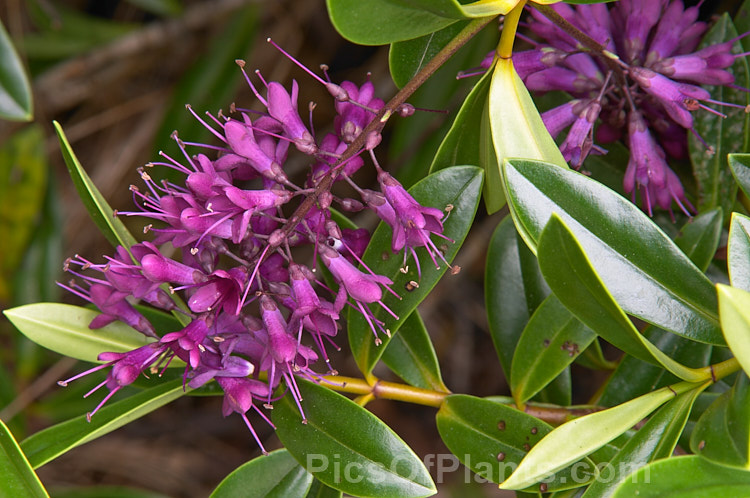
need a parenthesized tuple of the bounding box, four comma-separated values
(235, 59, 267, 107)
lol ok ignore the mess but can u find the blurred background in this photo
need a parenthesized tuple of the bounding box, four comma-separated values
(3, 0, 741, 495)
(0, 0, 506, 495)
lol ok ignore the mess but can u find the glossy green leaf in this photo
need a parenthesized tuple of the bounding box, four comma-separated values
(430, 64, 492, 174)
(4, 303, 154, 364)
(387, 0, 524, 17)
(480, 76, 505, 212)
(0, 419, 48, 497)
(728, 212, 750, 292)
(436, 395, 597, 492)
(581, 386, 706, 498)
(381, 311, 448, 391)
(0, 125, 48, 303)
(347, 166, 483, 375)
(54, 121, 138, 251)
(611, 455, 750, 498)
(326, 0, 457, 45)
(21, 378, 188, 468)
(598, 326, 712, 407)
(503, 158, 722, 344)
(582, 141, 630, 196)
(576, 339, 616, 371)
(499, 385, 682, 490)
(273, 378, 436, 498)
(485, 216, 550, 379)
(691, 372, 750, 469)
(305, 479, 343, 498)
(487, 59, 567, 213)
(210, 449, 313, 498)
(717, 285, 750, 378)
(389, 22, 469, 88)
(533, 367, 572, 407)
(689, 14, 746, 218)
(510, 294, 595, 405)
(674, 208, 723, 272)
(729, 154, 750, 202)
(0, 19, 32, 120)
(537, 215, 708, 381)
(379, 0, 548, 18)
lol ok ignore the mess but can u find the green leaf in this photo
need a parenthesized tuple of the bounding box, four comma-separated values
(728, 212, 750, 292)
(54, 121, 138, 251)
(691, 371, 750, 469)
(503, 158, 722, 345)
(4, 303, 155, 363)
(611, 455, 750, 498)
(21, 378, 188, 468)
(381, 311, 448, 391)
(510, 294, 595, 405)
(430, 64, 492, 173)
(533, 367, 572, 407)
(537, 215, 708, 381)
(581, 386, 705, 498)
(485, 216, 550, 379)
(305, 479, 343, 498)
(576, 339, 616, 371)
(326, 0, 457, 45)
(0, 419, 48, 497)
(210, 449, 314, 498)
(674, 208, 723, 272)
(729, 154, 750, 202)
(487, 59, 567, 213)
(273, 378, 436, 498)
(347, 166, 483, 375)
(0, 125, 48, 303)
(597, 326, 712, 407)
(436, 395, 597, 492)
(717, 285, 750, 378)
(499, 385, 683, 490)
(0, 19, 32, 121)
(689, 14, 746, 218)
(389, 22, 469, 88)
(373, 0, 532, 18)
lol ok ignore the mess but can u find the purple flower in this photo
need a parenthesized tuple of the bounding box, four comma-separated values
(629, 67, 711, 129)
(484, 0, 748, 216)
(624, 112, 692, 217)
(58, 44, 456, 453)
(58, 342, 170, 421)
(216, 377, 273, 454)
(376, 171, 451, 275)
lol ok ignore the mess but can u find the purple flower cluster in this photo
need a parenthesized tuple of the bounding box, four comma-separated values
(495, 1, 746, 216)
(59, 48, 451, 452)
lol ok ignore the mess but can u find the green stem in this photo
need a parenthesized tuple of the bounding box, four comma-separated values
(316, 356, 741, 423)
(497, 0, 525, 59)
